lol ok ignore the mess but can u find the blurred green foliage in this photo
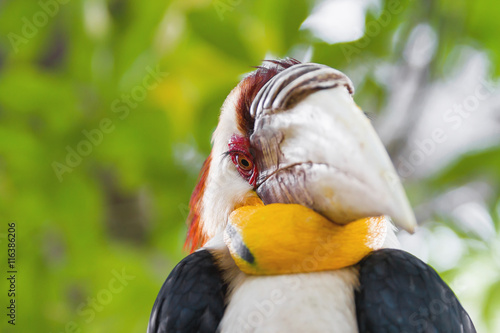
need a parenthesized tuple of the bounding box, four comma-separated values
(0, 0, 499, 332)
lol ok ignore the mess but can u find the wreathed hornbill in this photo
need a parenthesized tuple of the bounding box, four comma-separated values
(148, 59, 475, 333)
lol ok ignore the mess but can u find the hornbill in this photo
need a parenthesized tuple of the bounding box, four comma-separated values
(148, 59, 475, 332)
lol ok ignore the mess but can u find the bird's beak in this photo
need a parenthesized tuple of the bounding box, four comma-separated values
(250, 63, 416, 232)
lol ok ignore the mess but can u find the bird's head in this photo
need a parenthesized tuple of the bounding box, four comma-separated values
(185, 59, 416, 267)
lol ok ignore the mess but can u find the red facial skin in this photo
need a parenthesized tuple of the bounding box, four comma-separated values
(228, 134, 258, 187)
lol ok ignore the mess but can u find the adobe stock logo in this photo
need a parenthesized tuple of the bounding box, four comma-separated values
(397, 78, 496, 178)
(50, 267, 135, 333)
(341, 0, 405, 63)
(51, 66, 167, 182)
(212, 0, 242, 21)
(8, 0, 71, 53)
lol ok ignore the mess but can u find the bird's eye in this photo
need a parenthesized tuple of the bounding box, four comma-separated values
(236, 154, 253, 171)
(227, 134, 258, 187)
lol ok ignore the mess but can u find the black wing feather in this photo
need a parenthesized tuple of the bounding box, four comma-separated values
(355, 249, 475, 333)
(148, 250, 227, 333)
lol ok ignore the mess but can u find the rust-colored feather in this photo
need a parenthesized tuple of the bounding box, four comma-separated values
(185, 59, 301, 252)
(236, 58, 301, 136)
(185, 154, 212, 253)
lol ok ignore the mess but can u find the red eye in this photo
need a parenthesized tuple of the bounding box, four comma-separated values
(235, 153, 253, 171)
(228, 135, 258, 187)
(230, 152, 254, 176)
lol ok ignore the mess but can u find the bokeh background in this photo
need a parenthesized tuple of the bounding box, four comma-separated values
(1, 0, 499, 332)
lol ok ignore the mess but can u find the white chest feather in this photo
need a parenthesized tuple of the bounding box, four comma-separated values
(219, 268, 359, 333)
